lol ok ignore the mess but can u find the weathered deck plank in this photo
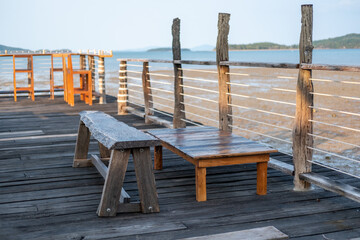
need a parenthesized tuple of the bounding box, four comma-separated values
(0, 95, 359, 239)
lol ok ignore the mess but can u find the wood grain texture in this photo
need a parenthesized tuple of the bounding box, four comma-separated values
(73, 121, 90, 167)
(98, 142, 111, 158)
(132, 147, 160, 213)
(172, 18, 186, 128)
(97, 149, 130, 217)
(301, 63, 360, 72)
(292, 4, 313, 191)
(154, 145, 163, 170)
(216, 13, 232, 132)
(142, 61, 153, 123)
(118, 60, 128, 114)
(80, 111, 161, 149)
(195, 167, 207, 202)
(222, 61, 299, 69)
(256, 162, 268, 195)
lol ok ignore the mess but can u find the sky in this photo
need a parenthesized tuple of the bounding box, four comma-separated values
(1, 0, 359, 51)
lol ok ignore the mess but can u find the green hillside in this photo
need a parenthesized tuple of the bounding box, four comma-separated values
(228, 33, 360, 50)
(0, 44, 29, 52)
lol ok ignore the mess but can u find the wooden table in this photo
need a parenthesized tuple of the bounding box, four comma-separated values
(147, 126, 278, 202)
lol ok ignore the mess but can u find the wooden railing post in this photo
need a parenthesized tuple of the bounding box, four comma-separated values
(88, 55, 96, 98)
(98, 55, 106, 104)
(172, 18, 186, 128)
(27, 56, 32, 98)
(293, 4, 314, 191)
(216, 13, 232, 132)
(142, 61, 153, 123)
(118, 60, 128, 115)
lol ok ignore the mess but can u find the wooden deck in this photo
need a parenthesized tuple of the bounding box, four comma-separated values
(0, 95, 360, 239)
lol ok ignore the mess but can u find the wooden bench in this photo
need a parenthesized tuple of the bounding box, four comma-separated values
(73, 111, 161, 217)
(147, 126, 278, 202)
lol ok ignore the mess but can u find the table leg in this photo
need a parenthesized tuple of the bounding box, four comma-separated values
(195, 166, 207, 202)
(154, 145, 163, 170)
(256, 161, 268, 195)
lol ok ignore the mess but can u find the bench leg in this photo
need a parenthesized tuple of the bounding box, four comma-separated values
(195, 166, 207, 202)
(98, 142, 111, 159)
(132, 147, 160, 213)
(73, 121, 91, 167)
(256, 161, 268, 195)
(154, 145, 163, 170)
(98, 149, 130, 217)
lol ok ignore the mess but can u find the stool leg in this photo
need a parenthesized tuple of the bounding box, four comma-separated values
(88, 73, 92, 106)
(154, 145, 163, 170)
(97, 149, 130, 217)
(256, 162, 268, 195)
(195, 166, 207, 202)
(73, 121, 91, 168)
(132, 147, 160, 213)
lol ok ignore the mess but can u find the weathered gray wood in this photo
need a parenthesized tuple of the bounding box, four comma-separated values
(221, 61, 299, 69)
(181, 226, 288, 240)
(142, 61, 153, 123)
(97, 149, 130, 216)
(117, 202, 141, 213)
(98, 142, 111, 158)
(301, 63, 360, 72)
(300, 172, 360, 203)
(174, 60, 217, 65)
(216, 13, 232, 132)
(292, 4, 313, 191)
(118, 60, 128, 115)
(172, 18, 186, 129)
(132, 147, 160, 213)
(79, 111, 161, 149)
(73, 120, 90, 167)
(269, 158, 294, 176)
(90, 154, 130, 203)
(117, 58, 173, 63)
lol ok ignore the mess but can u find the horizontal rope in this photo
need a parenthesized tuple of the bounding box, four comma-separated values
(127, 83, 142, 88)
(309, 106, 360, 117)
(229, 124, 292, 144)
(119, 70, 142, 74)
(308, 133, 360, 148)
(180, 118, 204, 127)
(181, 102, 218, 113)
(180, 76, 218, 84)
(272, 87, 296, 93)
(227, 72, 297, 80)
(148, 79, 172, 85)
(229, 103, 295, 119)
(310, 91, 360, 101)
(147, 65, 173, 70)
(178, 68, 218, 74)
(229, 114, 292, 131)
(128, 95, 144, 101)
(227, 82, 250, 87)
(149, 100, 173, 110)
(307, 146, 360, 164)
(148, 87, 173, 94)
(128, 89, 144, 95)
(149, 94, 174, 102)
(129, 101, 145, 108)
(307, 160, 360, 179)
(180, 93, 218, 103)
(125, 63, 143, 67)
(126, 76, 142, 81)
(310, 119, 360, 133)
(181, 110, 219, 123)
(228, 93, 296, 106)
(149, 108, 174, 118)
(147, 73, 175, 78)
(310, 77, 360, 85)
(181, 84, 218, 94)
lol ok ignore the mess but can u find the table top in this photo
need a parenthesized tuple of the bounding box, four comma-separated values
(147, 126, 277, 160)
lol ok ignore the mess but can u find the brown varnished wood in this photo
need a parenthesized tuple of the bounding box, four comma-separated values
(257, 161, 268, 195)
(198, 154, 269, 168)
(154, 145, 163, 170)
(195, 167, 206, 202)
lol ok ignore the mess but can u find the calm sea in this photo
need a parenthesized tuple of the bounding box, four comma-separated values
(106, 49, 360, 71)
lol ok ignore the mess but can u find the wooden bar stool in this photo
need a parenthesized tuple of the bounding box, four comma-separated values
(13, 54, 34, 102)
(50, 54, 68, 100)
(66, 54, 93, 107)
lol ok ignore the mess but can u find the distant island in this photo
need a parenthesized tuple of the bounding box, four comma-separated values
(0, 44, 29, 52)
(227, 33, 360, 50)
(0, 44, 71, 53)
(147, 47, 191, 52)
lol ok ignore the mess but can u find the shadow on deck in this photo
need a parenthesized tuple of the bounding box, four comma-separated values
(0, 95, 359, 239)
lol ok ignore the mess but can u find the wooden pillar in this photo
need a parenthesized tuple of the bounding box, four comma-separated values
(79, 55, 86, 101)
(142, 61, 153, 123)
(172, 18, 186, 128)
(98, 56, 106, 104)
(293, 4, 314, 191)
(216, 13, 232, 132)
(118, 60, 128, 115)
(88, 55, 96, 98)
